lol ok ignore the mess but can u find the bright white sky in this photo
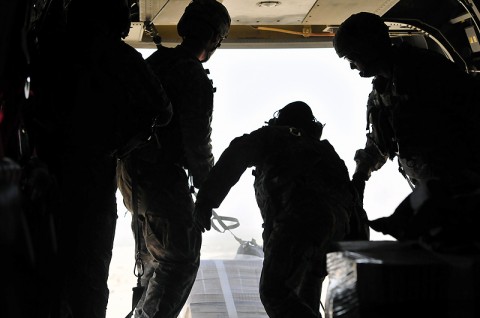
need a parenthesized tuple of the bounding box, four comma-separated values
(107, 47, 412, 318)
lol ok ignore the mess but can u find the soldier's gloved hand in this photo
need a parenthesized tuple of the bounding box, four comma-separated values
(193, 202, 213, 233)
(351, 171, 368, 202)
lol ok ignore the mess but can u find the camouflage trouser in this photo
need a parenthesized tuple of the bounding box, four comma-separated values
(133, 215, 201, 318)
(53, 156, 118, 318)
(62, 207, 117, 318)
(260, 224, 326, 318)
(126, 162, 202, 318)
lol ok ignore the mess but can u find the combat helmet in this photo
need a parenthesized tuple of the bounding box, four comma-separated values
(333, 12, 391, 59)
(177, 0, 231, 41)
(68, 0, 131, 38)
(270, 101, 324, 139)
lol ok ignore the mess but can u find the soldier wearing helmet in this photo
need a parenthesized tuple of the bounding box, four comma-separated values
(116, 1, 231, 317)
(29, 1, 173, 317)
(334, 12, 480, 246)
(194, 101, 358, 318)
(177, 0, 231, 62)
(333, 12, 391, 78)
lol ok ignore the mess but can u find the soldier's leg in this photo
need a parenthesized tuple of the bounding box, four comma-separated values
(139, 215, 201, 318)
(260, 226, 320, 318)
(131, 215, 156, 318)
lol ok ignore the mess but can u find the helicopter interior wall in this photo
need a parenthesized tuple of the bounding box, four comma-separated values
(384, 0, 480, 72)
(391, 35, 447, 59)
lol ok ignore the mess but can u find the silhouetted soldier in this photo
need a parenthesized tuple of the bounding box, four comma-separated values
(32, 1, 173, 317)
(194, 101, 355, 318)
(334, 12, 480, 247)
(116, 0, 230, 317)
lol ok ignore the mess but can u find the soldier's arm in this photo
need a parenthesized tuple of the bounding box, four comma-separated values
(176, 62, 215, 188)
(354, 135, 388, 180)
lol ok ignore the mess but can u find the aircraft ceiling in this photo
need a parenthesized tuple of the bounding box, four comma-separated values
(126, 0, 401, 48)
(123, 0, 480, 72)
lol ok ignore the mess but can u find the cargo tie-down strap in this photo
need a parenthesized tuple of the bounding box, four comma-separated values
(211, 210, 240, 233)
